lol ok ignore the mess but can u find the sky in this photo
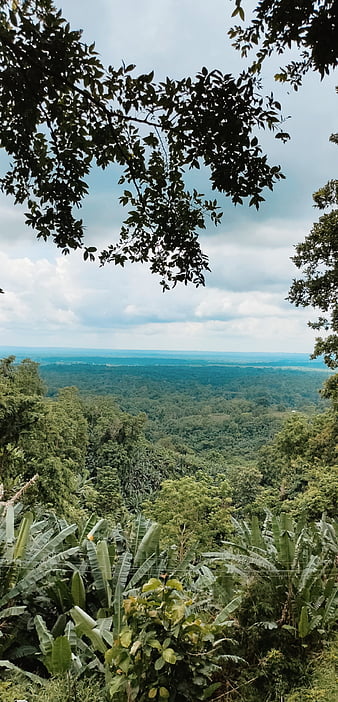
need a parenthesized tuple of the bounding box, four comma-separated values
(0, 0, 337, 353)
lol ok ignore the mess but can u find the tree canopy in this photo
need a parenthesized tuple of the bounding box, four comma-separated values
(0, 0, 287, 291)
(288, 147, 338, 369)
(230, 0, 338, 86)
(230, 1, 338, 368)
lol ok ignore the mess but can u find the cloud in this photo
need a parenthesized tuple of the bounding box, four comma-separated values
(194, 290, 293, 321)
(0, 236, 317, 353)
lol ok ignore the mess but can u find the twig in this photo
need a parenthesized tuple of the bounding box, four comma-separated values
(3, 474, 39, 507)
(212, 676, 260, 700)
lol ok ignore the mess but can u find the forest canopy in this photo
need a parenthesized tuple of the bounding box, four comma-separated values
(0, 355, 337, 702)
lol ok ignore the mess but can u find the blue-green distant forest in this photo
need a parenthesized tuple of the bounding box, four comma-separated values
(2, 347, 332, 464)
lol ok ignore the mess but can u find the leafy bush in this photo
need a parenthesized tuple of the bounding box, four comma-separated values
(287, 635, 338, 702)
(106, 577, 242, 702)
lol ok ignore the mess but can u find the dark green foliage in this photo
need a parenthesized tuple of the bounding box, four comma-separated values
(256, 408, 338, 518)
(288, 150, 338, 368)
(0, 357, 88, 514)
(0, 356, 44, 447)
(95, 465, 127, 523)
(230, 0, 338, 86)
(225, 463, 263, 515)
(0, 0, 285, 291)
(83, 395, 182, 509)
(42, 362, 328, 463)
(143, 472, 233, 559)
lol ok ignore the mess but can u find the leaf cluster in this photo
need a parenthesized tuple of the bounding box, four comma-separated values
(0, 0, 285, 288)
(230, 0, 338, 88)
(288, 177, 338, 368)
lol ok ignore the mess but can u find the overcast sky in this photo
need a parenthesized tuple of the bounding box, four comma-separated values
(0, 0, 337, 353)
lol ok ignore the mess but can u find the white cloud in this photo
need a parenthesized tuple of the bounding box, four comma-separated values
(0, 238, 318, 353)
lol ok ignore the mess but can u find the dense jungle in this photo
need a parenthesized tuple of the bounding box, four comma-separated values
(0, 355, 337, 702)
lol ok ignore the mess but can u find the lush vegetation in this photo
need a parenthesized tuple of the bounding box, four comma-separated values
(1, 1, 338, 697)
(0, 356, 337, 701)
(40, 361, 329, 459)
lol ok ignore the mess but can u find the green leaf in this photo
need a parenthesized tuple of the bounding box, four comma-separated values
(118, 654, 130, 674)
(97, 539, 113, 581)
(120, 628, 132, 648)
(149, 639, 162, 650)
(170, 602, 186, 624)
(13, 512, 33, 559)
(142, 578, 162, 592)
(29, 523, 78, 566)
(87, 540, 110, 607)
(214, 595, 242, 624)
(110, 675, 127, 699)
(113, 582, 123, 639)
(0, 606, 26, 619)
(113, 552, 132, 637)
(134, 522, 161, 566)
(166, 579, 183, 591)
(126, 554, 156, 590)
(71, 605, 96, 629)
(202, 683, 222, 700)
(34, 615, 53, 656)
(71, 606, 107, 653)
(50, 636, 72, 674)
(162, 647, 176, 664)
(154, 656, 165, 671)
(71, 570, 86, 609)
(113, 551, 132, 594)
(298, 605, 310, 638)
(51, 614, 67, 638)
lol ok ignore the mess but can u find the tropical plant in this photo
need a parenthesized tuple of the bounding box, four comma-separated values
(0, 503, 78, 666)
(105, 576, 243, 702)
(206, 513, 338, 641)
(143, 473, 233, 560)
(204, 512, 338, 699)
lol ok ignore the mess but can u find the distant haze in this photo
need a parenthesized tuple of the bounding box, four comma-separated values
(0, 347, 329, 371)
